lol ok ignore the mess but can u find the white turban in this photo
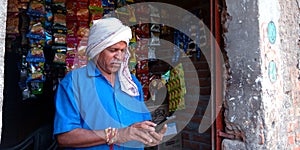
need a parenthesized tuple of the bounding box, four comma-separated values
(86, 17, 139, 96)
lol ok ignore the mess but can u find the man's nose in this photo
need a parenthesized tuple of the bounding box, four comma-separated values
(114, 50, 124, 59)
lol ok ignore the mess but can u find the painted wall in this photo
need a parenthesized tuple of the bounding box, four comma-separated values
(0, 0, 8, 141)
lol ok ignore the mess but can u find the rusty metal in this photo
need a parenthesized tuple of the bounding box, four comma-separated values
(215, 0, 224, 149)
(210, 0, 224, 149)
(217, 130, 235, 139)
(210, 0, 216, 149)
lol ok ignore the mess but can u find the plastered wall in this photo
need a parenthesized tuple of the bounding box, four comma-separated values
(223, 0, 300, 149)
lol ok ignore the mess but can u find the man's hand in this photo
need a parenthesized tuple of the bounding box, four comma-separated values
(116, 121, 158, 145)
(147, 124, 168, 146)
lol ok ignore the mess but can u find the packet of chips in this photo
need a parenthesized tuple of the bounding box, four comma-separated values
(6, 13, 19, 35)
(30, 81, 44, 94)
(7, 0, 19, 12)
(102, 0, 114, 7)
(77, 0, 89, 21)
(27, 0, 46, 17)
(52, 46, 67, 64)
(53, 25, 67, 45)
(27, 62, 46, 82)
(27, 18, 46, 39)
(89, 3, 103, 25)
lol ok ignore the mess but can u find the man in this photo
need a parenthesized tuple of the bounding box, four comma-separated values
(53, 17, 167, 150)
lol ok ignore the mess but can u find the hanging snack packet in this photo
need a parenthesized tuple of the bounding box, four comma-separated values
(172, 30, 181, 63)
(26, 47, 45, 62)
(89, 0, 102, 8)
(89, 1, 103, 26)
(130, 27, 137, 43)
(30, 81, 44, 94)
(102, 0, 114, 7)
(52, 46, 67, 64)
(26, 39, 46, 62)
(52, 6, 66, 27)
(30, 38, 45, 48)
(182, 34, 190, 53)
(77, 38, 88, 56)
(53, 25, 67, 45)
(161, 25, 171, 35)
(135, 39, 148, 61)
(27, 62, 46, 82)
(66, 50, 76, 72)
(6, 13, 19, 35)
(52, 0, 65, 5)
(135, 23, 150, 39)
(27, 18, 45, 39)
(150, 24, 160, 33)
(77, 0, 89, 21)
(66, 0, 77, 20)
(66, 37, 78, 51)
(89, 9, 103, 25)
(27, 0, 46, 17)
(77, 9, 89, 22)
(52, 0, 65, 7)
(66, 20, 78, 37)
(148, 46, 156, 60)
(44, 30, 53, 48)
(44, 5, 53, 30)
(21, 86, 32, 100)
(7, 0, 19, 13)
(77, 22, 90, 40)
(149, 32, 160, 46)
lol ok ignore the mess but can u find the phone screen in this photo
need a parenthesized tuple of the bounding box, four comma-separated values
(155, 116, 175, 132)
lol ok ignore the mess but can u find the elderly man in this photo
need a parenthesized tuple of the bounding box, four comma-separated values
(53, 17, 167, 150)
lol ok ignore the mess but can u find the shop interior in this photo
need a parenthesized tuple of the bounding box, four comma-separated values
(2, 0, 222, 149)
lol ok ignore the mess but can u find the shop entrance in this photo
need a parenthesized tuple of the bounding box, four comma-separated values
(1, 0, 225, 149)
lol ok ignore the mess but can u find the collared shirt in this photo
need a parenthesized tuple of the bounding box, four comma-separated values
(53, 61, 151, 150)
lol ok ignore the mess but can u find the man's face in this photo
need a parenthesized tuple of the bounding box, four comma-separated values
(96, 41, 127, 74)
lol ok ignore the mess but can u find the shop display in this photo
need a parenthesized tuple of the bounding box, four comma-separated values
(167, 63, 186, 112)
(6, 1, 202, 120)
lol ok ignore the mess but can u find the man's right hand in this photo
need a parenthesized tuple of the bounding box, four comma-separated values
(116, 121, 157, 145)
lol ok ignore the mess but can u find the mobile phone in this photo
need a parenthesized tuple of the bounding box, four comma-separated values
(155, 116, 176, 132)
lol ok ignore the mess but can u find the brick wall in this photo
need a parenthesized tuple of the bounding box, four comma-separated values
(181, 52, 212, 150)
(154, 39, 212, 149)
(277, 0, 300, 149)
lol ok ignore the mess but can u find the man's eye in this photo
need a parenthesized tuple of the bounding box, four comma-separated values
(108, 49, 117, 52)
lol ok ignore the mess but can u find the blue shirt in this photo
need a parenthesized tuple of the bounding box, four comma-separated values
(53, 60, 151, 150)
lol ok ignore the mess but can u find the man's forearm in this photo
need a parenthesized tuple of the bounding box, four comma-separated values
(56, 128, 107, 148)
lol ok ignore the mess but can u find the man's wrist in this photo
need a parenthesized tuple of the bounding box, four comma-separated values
(104, 127, 118, 145)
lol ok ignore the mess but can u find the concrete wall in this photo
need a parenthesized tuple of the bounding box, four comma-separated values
(223, 0, 300, 149)
(0, 0, 8, 141)
(223, 0, 264, 149)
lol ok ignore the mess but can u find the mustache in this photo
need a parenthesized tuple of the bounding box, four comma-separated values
(110, 60, 123, 64)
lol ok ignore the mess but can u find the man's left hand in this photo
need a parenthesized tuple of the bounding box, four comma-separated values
(147, 124, 168, 146)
